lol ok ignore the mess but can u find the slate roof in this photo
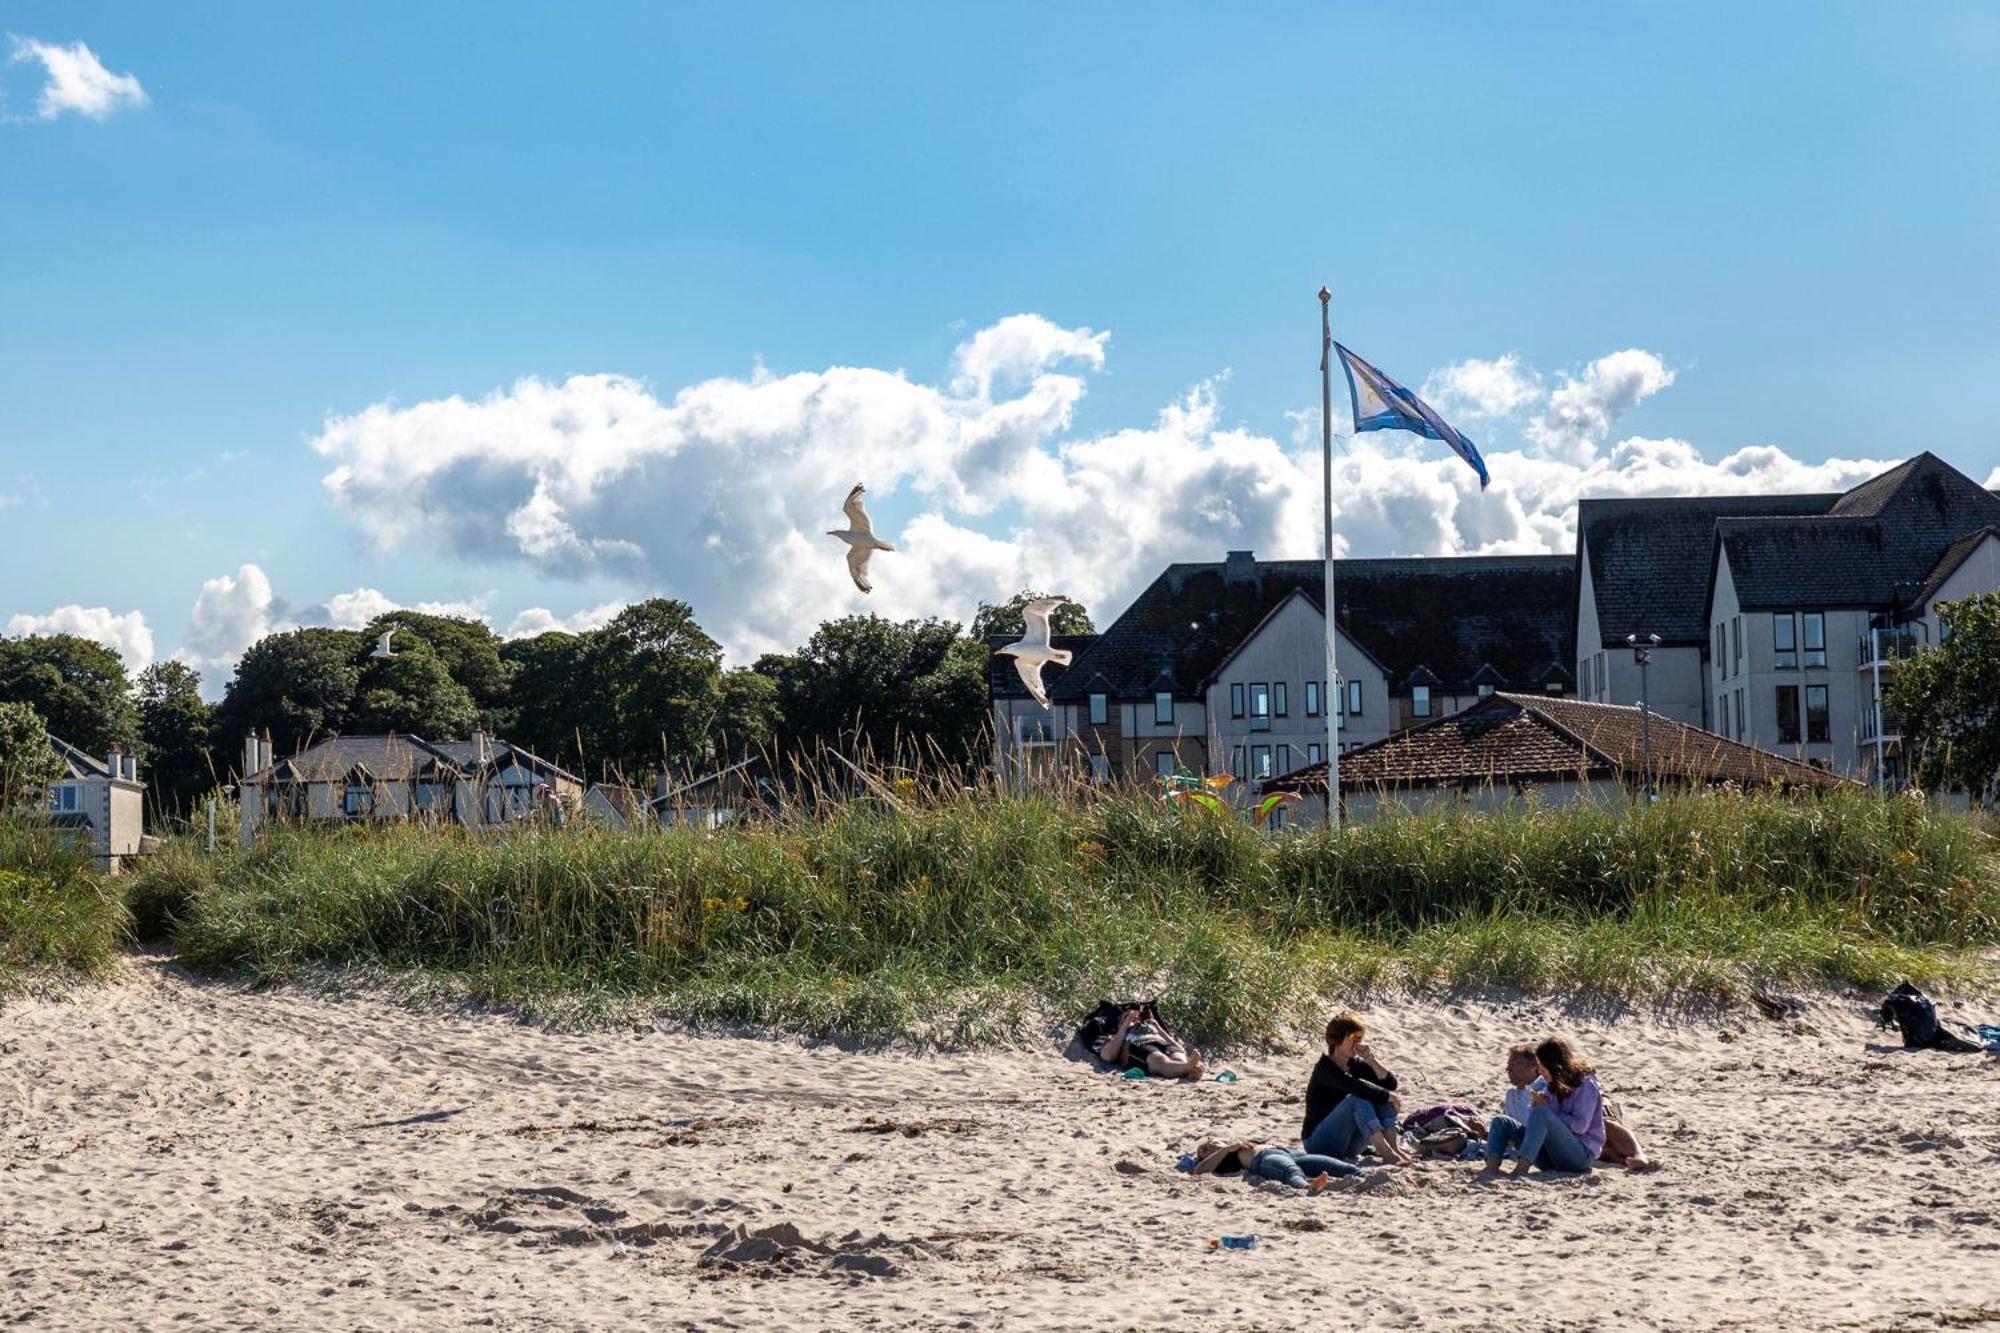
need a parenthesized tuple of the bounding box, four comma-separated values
(50, 737, 111, 780)
(1046, 555, 1575, 702)
(1263, 693, 1851, 795)
(1578, 492, 1837, 648)
(1912, 527, 2000, 607)
(249, 735, 462, 785)
(984, 634, 1099, 701)
(1716, 454, 2000, 613)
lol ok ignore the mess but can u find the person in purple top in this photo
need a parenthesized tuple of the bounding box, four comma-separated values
(1480, 1037, 1605, 1176)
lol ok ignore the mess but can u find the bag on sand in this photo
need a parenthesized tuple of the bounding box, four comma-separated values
(1879, 982, 1985, 1054)
(1076, 999, 1163, 1058)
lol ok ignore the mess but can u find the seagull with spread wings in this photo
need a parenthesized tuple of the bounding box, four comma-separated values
(827, 484, 896, 593)
(370, 630, 397, 660)
(995, 596, 1072, 709)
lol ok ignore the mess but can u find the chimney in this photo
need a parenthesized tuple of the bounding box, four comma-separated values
(260, 730, 274, 772)
(107, 746, 120, 779)
(123, 754, 137, 782)
(244, 734, 261, 778)
(656, 768, 671, 801)
(1224, 550, 1256, 586)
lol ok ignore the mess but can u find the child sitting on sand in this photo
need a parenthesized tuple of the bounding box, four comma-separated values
(1301, 1011, 1420, 1165)
(1482, 1037, 1604, 1175)
(1188, 1140, 1360, 1193)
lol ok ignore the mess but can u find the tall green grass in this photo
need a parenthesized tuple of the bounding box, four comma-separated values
(0, 818, 128, 995)
(135, 788, 2000, 1045)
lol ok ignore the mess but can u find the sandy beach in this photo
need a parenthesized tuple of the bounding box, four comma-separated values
(4, 957, 1997, 1332)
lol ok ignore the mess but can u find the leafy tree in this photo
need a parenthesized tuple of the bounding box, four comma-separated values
(770, 614, 990, 768)
(214, 628, 364, 760)
(501, 631, 601, 771)
(136, 662, 215, 818)
(349, 646, 479, 739)
(585, 599, 723, 778)
(969, 590, 1095, 641)
(0, 634, 139, 756)
(0, 700, 63, 810)
(1889, 593, 2000, 802)
(364, 611, 512, 725)
(708, 668, 780, 764)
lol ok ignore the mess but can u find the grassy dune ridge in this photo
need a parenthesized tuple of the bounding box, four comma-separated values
(115, 787, 1999, 1045)
(0, 820, 129, 995)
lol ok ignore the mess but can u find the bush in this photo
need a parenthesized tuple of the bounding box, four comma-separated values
(0, 817, 127, 990)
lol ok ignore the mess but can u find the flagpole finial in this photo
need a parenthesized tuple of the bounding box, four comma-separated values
(1317, 286, 1331, 305)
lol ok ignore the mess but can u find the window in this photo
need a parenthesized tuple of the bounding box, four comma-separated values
(1228, 684, 1244, 719)
(1273, 682, 1288, 717)
(1734, 688, 1746, 742)
(1775, 685, 1800, 745)
(1579, 659, 1590, 696)
(55, 784, 77, 813)
(1088, 754, 1110, 783)
(1718, 693, 1730, 739)
(1153, 692, 1174, 725)
(1805, 685, 1829, 743)
(1251, 745, 1273, 779)
(1154, 750, 1178, 778)
(1307, 743, 1322, 766)
(1595, 652, 1606, 699)
(1248, 683, 1270, 730)
(1732, 617, 1742, 676)
(1477, 684, 1494, 699)
(1802, 612, 1826, 668)
(1304, 681, 1320, 717)
(1347, 681, 1363, 715)
(1412, 685, 1431, 717)
(1231, 746, 1246, 779)
(344, 784, 373, 817)
(1089, 693, 1108, 726)
(1276, 743, 1292, 776)
(1774, 614, 1796, 670)
(1715, 622, 1726, 678)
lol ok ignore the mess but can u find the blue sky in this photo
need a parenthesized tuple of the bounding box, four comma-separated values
(4, 4, 1999, 685)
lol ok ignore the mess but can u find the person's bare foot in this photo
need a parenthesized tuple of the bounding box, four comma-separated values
(1308, 1172, 1331, 1195)
(1186, 1052, 1206, 1080)
(1624, 1156, 1660, 1173)
(1507, 1160, 1532, 1178)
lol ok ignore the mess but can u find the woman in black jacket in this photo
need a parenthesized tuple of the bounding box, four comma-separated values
(1301, 1011, 1418, 1165)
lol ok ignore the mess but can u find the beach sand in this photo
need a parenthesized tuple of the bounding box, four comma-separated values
(4, 956, 1997, 1331)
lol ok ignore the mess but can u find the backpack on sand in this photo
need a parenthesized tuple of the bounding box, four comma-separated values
(1879, 982, 1984, 1054)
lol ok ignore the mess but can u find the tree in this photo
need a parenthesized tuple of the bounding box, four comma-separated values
(770, 614, 990, 768)
(0, 700, 62, 810)
(501, 631, 601, 771)
(708, 668, 780, 764)
(214, 628, 364, 760)
(136, 662, 215, 819)
(364, 611, 512, 726)
(969, 590, 1095, 641)
(348, 647, 479, 739)
(0, 634, 139, 756)
(1889, 593, 2000, 802)
(586, 599, 723, 778)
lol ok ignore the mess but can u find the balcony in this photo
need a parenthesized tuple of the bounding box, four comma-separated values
(1858, 709, 1904, 745)
(1855, 627, 1927, 669)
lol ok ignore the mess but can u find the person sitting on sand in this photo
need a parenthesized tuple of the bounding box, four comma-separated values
(1495, 1041, 1653, 1171)
(1189, 1139, 1359, 1193)
(1301, 1011, 1419, 1165)
(1482, 1037, 1604, 1175)
(1097, 1006, 1204, 1080)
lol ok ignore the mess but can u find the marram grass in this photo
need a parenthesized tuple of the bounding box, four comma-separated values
(0, 818, 129, 997)
(133, 788, 1999, 1046)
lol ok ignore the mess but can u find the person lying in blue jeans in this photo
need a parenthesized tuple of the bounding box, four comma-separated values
(1300, 1010, 1422, 1166)
(1190, 1139, 1360, 1193)
(1482, 1037, 1605, 1175)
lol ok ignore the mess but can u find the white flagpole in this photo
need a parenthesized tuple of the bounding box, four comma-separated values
(1319, 287, 1341, 829)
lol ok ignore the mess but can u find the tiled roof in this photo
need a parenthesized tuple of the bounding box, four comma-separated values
(983, 634, 1099, 700)
(1048, 555, 1574, 701)
(1578, 492, 1837, 647)
(1718, 454, 2000, 612)
(254, 735, 462, 785)
(1263, 693, 1851, 794)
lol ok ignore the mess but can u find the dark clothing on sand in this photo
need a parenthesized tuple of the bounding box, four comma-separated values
(1302, 1054, 1399, 1141)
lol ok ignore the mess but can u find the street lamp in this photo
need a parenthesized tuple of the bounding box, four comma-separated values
(1626, 634, 1661, 800)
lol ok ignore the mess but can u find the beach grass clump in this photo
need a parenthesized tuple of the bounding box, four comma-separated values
(0, 817, 128, 994)
(153, 786, 1999, 1046)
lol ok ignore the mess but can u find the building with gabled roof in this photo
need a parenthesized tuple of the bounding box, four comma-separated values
(45, 736, 152, 872)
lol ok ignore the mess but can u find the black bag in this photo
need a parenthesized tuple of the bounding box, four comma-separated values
(1076, 999, 1163, 1059)
(1880, 982, 1985, 1054)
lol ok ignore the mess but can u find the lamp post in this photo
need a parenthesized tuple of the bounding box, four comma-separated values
(1627, 633, 1661, 800)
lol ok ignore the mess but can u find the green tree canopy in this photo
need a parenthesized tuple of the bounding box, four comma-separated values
(708, 667, 780, 765)
(768, 614, 989, 768)
(0, 700, 63, 810)
(1889, 593, 2000, 802)
(214, 628, 364, 761)
(136, 661, 216, 819)
(0, 634, 139, 756)
(585, 599, 723, 779)
(969, 591, 1095, 641)
(349, 645, 480, 739)
(364, 611, 512, 725)
(501, 631, 600, 771)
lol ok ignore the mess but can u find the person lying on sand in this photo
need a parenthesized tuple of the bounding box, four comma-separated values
(1482, 1037, 1604, 1176)
(1301, 1010, 1421, 1166)
(1189, 1140, 1358, 1193)
(1495, 1042, 1654, 1172)
(1097, 1006, 1204, 1080)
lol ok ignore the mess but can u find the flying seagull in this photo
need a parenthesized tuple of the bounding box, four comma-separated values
(828, 483, 895, 593)
(995, 596, 1072, 710)
(370, 630, 397, 660)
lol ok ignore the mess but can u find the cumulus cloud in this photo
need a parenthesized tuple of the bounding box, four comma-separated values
(1423, 354, 1542, 420)
(300, 587, 493, 630)
(178, 565, 283, 676)
(1524, 350, 1676, 463)
(504, 602, 628, 639)
(5, 604, 154, 669)
(6, 37, 148, 122)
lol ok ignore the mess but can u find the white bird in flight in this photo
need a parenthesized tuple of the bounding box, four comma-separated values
(370, 630, 397, 660)
(828, 484, 895, 593)
(996, 597, 1072, 710)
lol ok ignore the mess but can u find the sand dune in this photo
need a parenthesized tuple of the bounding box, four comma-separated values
(3, 957, 1997, 1330)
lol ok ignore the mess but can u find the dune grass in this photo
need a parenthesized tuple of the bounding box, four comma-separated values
(132, 787, 2000, 1046)
(0, 818, 129, 998)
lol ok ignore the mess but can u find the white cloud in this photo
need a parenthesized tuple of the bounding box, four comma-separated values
(6, 37, 148, 122)
(1422, 353, 1542, 420)
(178, 564, 282, 676)
(5, 604, 154, 670)
(1524, 349, 1676, 463)
(303, 587, 493, 630)
(1986, 466, 1999, 489)
(504, 602, 628, 639)
(304, 318, 1912, 663)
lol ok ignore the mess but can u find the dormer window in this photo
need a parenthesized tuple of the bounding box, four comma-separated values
(344, 783, 374, 817)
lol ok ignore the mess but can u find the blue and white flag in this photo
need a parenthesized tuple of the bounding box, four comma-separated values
(1333, 343, 1490, 489)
